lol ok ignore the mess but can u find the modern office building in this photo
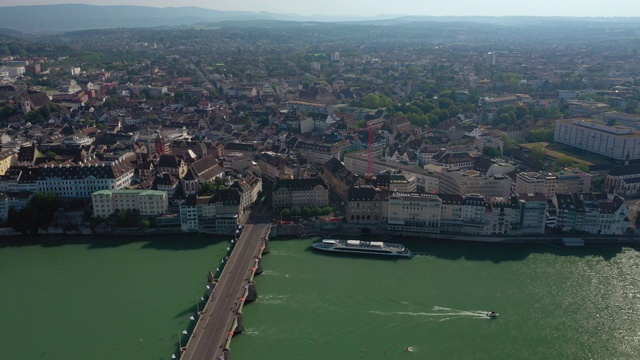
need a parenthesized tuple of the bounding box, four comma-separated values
(554, 119, 640, 161)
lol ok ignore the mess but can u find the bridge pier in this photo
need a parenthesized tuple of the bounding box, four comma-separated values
(246, 282, 258, 302)
(206, 281, 216, 297)
(234, 312, 245, 334)
(262, 239, 270, 254)
(255, 257, 263, 275)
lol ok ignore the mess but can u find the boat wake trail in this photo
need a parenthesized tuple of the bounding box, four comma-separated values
(259, 294, 290, 304)
(369, 306, 492, 321)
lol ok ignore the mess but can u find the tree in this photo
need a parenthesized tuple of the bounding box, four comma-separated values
(280, 208, 291, 220)
(117, 211, 130, 227)
(553, 156, 574, 171)
(258, 116, 270, 127)
(0, 105, 17, 121)
(529, 143, 547, 162)
(499, 135, 517, 153)
(483, 146, 502, 158)
(199, 181, 216, 196)
(301, 207, 311, 218)
(525, 127, 555, 143)
(361, 93, 381, 109)
(214, 177, 227, 190)
(291, 206, 301, 217)
(320, 207, 333, 216)
(8, 192, 59, 234)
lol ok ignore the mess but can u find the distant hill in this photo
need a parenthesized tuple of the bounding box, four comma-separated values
(0, 28, 22, 37)
(2, 4, 639, 34)
(0, 4, 278, 33)
(0, 4, 402, 34)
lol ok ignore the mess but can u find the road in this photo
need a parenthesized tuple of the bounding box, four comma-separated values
(180, 222, 270, 360)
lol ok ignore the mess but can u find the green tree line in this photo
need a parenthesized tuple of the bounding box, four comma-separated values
(7, 192, 59, 234)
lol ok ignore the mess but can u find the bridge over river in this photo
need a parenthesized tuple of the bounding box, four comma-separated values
(180, 221, 272, 360)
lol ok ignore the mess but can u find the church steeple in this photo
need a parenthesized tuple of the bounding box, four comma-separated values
(155, 132, 165, 155)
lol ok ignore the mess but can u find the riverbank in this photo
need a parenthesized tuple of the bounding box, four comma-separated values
(1, 222, 636, 245)
(274, 223, 638, 245)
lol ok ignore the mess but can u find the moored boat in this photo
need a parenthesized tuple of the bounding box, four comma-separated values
(311, 239, 412, 258)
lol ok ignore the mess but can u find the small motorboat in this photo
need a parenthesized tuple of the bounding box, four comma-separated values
(486, 311, 498, 319)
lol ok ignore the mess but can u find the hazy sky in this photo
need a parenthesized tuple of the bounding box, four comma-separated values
(0, 0, 639, 17)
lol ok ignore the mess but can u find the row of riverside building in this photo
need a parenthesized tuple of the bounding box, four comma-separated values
(345, 187, 630, 236)
(261, 168, 631, 237)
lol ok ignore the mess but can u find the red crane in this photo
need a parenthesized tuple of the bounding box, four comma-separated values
(340, 122, 384, 177)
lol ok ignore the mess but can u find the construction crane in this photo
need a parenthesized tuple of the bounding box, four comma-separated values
(340, 122, 384, 177)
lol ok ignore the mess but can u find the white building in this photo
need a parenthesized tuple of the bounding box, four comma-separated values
(293, 140, 351, 166)
(387, 192, 441, 235)
(0, 192, 33, 223)
(272, 177, 329, 210)
(178, 194, 239, 233)
(0, 66, 25, 78)
(553, 192, 631, 235)
(64, 135, 94, 147)
(554, 119, 640, 161)
(92, 190, 168, 218)
(439, 169, 512, 198)
(38, 161, 134, 198)
(343, 150, 439, 193)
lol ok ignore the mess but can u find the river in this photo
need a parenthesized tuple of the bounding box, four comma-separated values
(1, 235, 639, 359)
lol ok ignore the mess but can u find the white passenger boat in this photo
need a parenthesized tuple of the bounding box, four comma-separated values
(311, 239, 412, 258)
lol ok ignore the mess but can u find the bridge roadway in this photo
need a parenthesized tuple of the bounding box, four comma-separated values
(180, 222, 271, 360)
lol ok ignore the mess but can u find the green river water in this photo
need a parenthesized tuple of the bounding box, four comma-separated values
(2, 235, 640, 360)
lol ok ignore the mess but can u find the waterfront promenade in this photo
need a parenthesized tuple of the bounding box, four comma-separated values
(180, 221, 271, 360)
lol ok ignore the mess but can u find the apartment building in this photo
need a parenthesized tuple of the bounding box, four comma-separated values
(515, 169, 591, 199)
(38, 161, 134, 198)
(179, 194, 239, 233)
(343, 150, 439, 193)
(387, 192, 441, 235)
(0, 149, 17, 176)
(322, 157, 360, 202)
(0, 191, 33, 223)
(92, 190, 168, 218)
(552, 192, 630, 235)
(292, 139, 351, 166)
(346, 186, 389, 225)
(272, 177, 329, 210)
